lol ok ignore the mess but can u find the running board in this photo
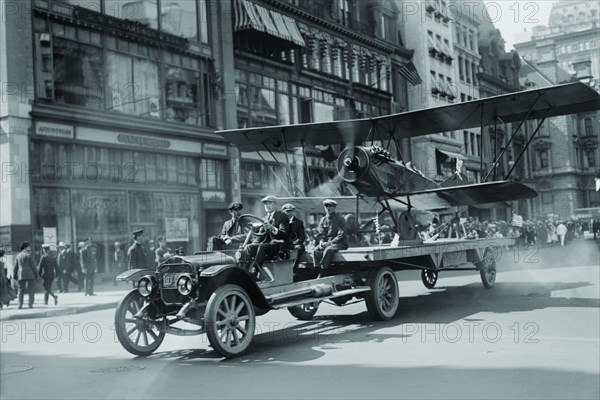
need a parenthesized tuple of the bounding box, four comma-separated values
(161, 325, 205, 336)
(272, 286, 371, 309)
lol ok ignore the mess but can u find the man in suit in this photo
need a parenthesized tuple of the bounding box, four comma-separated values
(313, 199, 348, 276)
(80, 238, 98, 296)
(127, 229, 148, 270)
(281, 203, 306, 266)
(154, 236, 172, 266)
(241, 195, 290, 279)
(13, 241, 38, 309)
(207, 202, 248, 251)
(38, 244, 59, 305)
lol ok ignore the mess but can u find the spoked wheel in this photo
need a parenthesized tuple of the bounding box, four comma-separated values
(421, 269, 438, 289)
(365, 267, 399, 320)
(288, 301, 320, 320)
(115, 290, 165, 356)
(478, 248, 497, 288)
(205, 284, 256, 358)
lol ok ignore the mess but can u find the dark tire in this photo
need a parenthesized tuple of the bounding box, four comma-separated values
(365, 267, 399, 320)
(115, 290, 165, 356)
(421, 269, 438, 289)
(288, 302, 319, 320)
(205, 284, 255, 358)
(478, 248, 497, 288)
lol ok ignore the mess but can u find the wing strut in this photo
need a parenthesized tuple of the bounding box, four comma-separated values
(483, 91, 542, 182)
(505, 107, 552, 180)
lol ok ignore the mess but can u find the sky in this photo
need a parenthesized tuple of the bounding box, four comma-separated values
(482, 0, 558, 51)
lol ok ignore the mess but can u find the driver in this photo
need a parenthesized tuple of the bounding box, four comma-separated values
(241, 195, 290, 279)
(207, 202, 247, 251)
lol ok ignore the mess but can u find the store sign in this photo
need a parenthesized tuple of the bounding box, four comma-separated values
(43, 227, 57, 246)
(117, 133, 171, 149)
(73, 7, 188, 49)
(35, 122, 74, 139)
(165, 218, 189, 242)
(202, 191, 226, 202)
(203, 144, 227, 156)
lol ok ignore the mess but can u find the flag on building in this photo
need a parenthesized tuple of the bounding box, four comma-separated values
(398, 61, 422, 86)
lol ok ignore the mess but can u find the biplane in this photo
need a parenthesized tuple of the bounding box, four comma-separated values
(114, 83, 600, 358)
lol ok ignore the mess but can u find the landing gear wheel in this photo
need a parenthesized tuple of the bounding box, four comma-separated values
(478, 248, 497, 288)
(288, 302, 319, 320)
(205, 284, 256, 358)
(115, 290, 165, 356)
(365, 267, 399, 320)
(421, 269, 438, 289)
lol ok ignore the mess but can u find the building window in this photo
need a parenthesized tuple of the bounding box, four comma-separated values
(161, 0, 198, 40)
(51, 38, 104, 109)
(105, 0, 158, 29)
(584, 118, 593, 136)
(61, 0, 100, 11)
(458, 56, 464, 81)
(199, 0, 209, 44)
(199, 159, 226, 190)
(542, 192, 554, 214)
(586, 149, 596, 168)
(538, 150, 549, 169)
(340, 0, 352, 26)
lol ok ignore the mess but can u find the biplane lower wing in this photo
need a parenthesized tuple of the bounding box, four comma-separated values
(404, 180, 538, 208)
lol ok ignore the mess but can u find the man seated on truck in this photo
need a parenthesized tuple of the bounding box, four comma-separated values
(240, 196, 290, 280)
(313, 199, 348, 277)
(207, 202, 248, 252)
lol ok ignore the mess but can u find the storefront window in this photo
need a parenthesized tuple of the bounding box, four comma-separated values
(53, 38, 104, 109)
(161, 0, 198, 40)
(105, 0, 158, 29)
(32, 187, 73, 247)
(199, 159, 225, 190)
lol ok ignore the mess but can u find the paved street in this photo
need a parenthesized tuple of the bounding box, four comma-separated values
(1, 241, 599, 400)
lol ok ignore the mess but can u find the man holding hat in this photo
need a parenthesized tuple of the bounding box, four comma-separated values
(128, 229, 148, 271)
(241, 195, 290, 279)
(281, 203, 306, 264)
(313, 199, 348, 275)
(207, 202, 248, 252)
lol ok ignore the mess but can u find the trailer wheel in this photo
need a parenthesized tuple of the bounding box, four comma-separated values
(365, 267, 399, 320)
(288, 302, 319, 320)
(478, 248, 497, 288)
(205, 284, 256, 358)
(421, 269, 438, 289)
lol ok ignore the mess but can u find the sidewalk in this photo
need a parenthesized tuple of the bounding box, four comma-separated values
(0, 275, 131, 321)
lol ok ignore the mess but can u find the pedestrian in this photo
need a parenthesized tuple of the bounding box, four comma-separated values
(155, 236, 171, 266)
(313, 199, 348, 277)
(38, 244, 58, 305)
(112, 241, 125, 285)
(13, 241, 38, 309)
(80, 238, 98, 296)
(0, 247, 17, 308)
(556, 222, 568, 246)
(127, 229, 148, 270)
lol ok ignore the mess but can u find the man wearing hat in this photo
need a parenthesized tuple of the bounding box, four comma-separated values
(241, 195, 290, 279)
(38, 244, 59, 305)
(207, 202, 248, 252)
(13, 241, 38, 309)
(80, 238, 98, 296)
(128, 229, 148, 271)
(313, 199, 348, 275)
(281, 203, 306, 265)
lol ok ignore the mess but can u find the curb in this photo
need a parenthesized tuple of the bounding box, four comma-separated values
(0, 301, 120, 321)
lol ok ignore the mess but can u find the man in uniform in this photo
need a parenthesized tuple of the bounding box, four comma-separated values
(281, 203, 306, 266)
(313, 199, 348, 276)
(207, 202, 248, 251)
(241, 195, 289, 279)
(128, 229, 147, 270)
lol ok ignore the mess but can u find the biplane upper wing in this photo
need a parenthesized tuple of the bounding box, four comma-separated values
(219, 82, 600, 151)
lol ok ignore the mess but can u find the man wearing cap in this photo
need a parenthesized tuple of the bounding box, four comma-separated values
(207, 202, 248, 252)
(13, 241, 38, 309)
(281, 203, 306, 265)
(38, 244, 59, 305)
(128, 229, 148, 271)
(242, 195, 290, 278)
(313, 199, 348, 274)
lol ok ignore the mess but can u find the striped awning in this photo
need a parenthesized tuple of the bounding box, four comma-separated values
(233, 0, 305, 47)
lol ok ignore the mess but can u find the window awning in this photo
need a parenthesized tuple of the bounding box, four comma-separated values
(233, 0, 305, 47)
(437, 149, 467, 160)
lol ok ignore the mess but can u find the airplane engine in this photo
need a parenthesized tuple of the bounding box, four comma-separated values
(337, 146, 438, 197)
